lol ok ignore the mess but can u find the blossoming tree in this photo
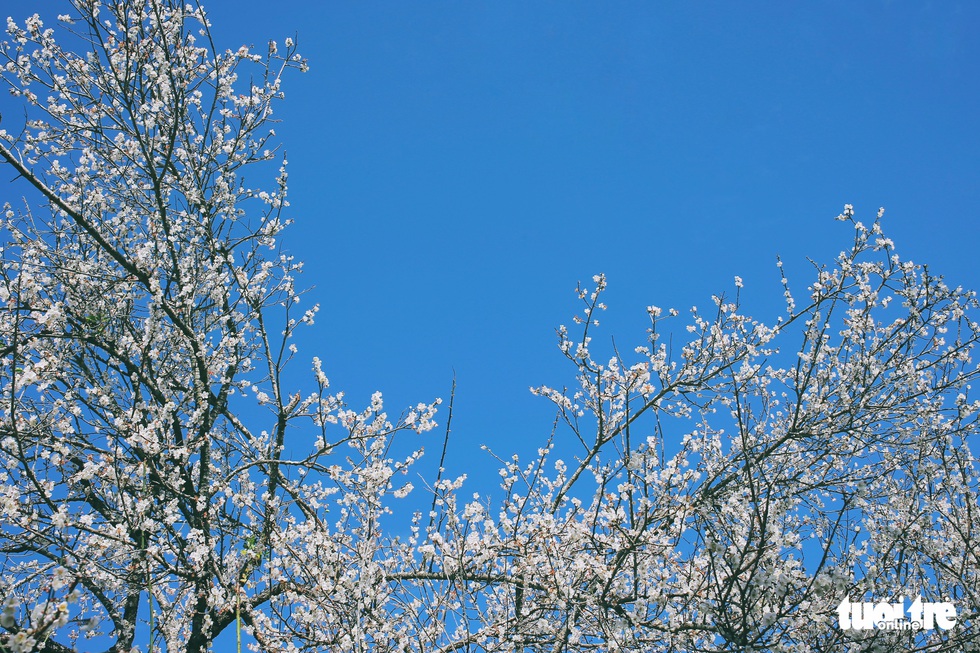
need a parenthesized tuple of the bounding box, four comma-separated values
(1, 1, 979, 652)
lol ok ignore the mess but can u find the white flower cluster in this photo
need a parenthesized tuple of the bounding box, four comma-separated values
(1, 1, 979, 650)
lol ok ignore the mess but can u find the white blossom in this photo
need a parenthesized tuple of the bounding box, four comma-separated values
(0, 3, 978, 652)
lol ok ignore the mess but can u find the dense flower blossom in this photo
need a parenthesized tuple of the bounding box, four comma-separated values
(1, 2, 979, 653)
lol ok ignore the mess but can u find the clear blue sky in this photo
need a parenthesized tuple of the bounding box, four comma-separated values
(9, 1, 980, 487)
(199, 1, 980, 481)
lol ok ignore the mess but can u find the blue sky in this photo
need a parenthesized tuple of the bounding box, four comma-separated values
(6, 1, 979, 487)
(192, 1, 980, 480)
